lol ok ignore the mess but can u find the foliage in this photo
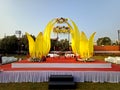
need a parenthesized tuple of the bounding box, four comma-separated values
(112, 40, 119, 45)
(59, 39, 69, 51)
(0, 35, 18, 53)
(0, 34, 36, 54)
(19, 35, 28, 51)
(0, 39, 1, 45)
(50, 39, 69, 51)
(97, 37, 112, 45)
(50, 39, 57, 51)
(0, 34, 70, 54)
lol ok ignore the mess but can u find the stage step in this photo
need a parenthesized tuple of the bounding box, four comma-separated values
(49, 82, 75, 89)
(49, 75, 74, 82)
(48, 75, 76, 89)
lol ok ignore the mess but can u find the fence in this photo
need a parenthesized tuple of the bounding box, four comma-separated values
(94, 45, 120, 55)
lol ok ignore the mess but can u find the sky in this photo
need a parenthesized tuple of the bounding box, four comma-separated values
(0, 0, 120, 42)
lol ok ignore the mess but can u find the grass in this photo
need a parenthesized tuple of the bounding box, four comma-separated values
(76, 82, 120, 90)
(0, 82, 48, 90)
(0, 82, 120, 90)
(92, 54, 119, 60)
(92, 55, 108, 60)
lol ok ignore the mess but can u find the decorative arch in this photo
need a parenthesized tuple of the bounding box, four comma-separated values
(26, 18, 96, 61)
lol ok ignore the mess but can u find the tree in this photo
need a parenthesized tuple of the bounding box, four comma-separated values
(50, 39, 69, 51)
(19, 34, 36, 54)
(50, 38, 58, 51)
(0, 39, 2, 49)
(59, 39, 69, 51)
(97, 37, 112, 45)
(97, 38, 103, 45)
(0, 35, 18, 53)
(0, 34, 35, 54)
(102, 37, 111, 45)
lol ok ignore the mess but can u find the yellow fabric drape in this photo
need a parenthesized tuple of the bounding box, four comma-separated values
(43, 19, 56, 56)
(26, 32, 35, 57)
(35, 32, 43, 59)
(88, 32, 96, 58)
(68, 18, 80, 55)
(26, 19, 56, 59)
(26, 18, 96, 60)
(79, 31, 88, 59)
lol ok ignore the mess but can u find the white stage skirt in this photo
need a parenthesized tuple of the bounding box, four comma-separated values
(0, 71, 120, 83)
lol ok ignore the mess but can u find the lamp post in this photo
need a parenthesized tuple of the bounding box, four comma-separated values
(118, 30, 120, 51)
(15, 30, 21, 54)
(118, 30, 120, 45)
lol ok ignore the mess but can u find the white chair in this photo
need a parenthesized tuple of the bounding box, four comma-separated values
(48, 54, 54, 57)
(115, 57, 120, 64)
(2, 56, 18, 64)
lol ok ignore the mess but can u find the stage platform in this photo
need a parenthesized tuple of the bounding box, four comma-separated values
(0, 57, 120, 83)
(12, 62, 112, 68)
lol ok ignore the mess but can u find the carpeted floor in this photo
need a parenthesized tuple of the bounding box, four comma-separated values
(1, 57, 120, 71)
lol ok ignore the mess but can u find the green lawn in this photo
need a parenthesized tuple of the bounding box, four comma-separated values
(76, 82, 120, 90)
(0, 82, 120, 90)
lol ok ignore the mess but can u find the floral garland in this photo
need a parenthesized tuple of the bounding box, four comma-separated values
(53, 17, 70, 34)
(53, 26, 70, 34)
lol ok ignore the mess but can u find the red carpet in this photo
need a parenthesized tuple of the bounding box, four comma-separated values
(1, 57, 120, 71)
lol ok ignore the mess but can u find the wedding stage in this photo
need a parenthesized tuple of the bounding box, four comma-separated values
(0, 57, 120, 83)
